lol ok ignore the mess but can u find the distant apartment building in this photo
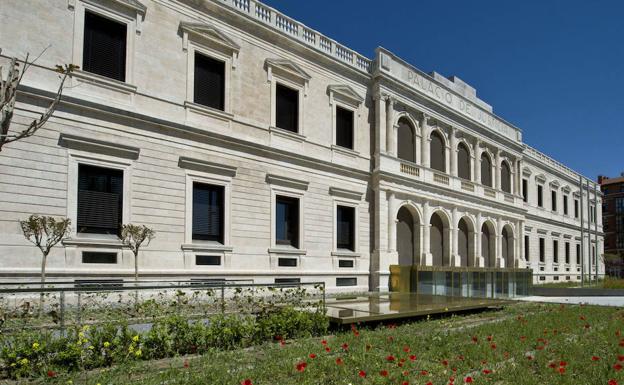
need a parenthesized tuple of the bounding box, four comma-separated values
(599, 174, 624, 256)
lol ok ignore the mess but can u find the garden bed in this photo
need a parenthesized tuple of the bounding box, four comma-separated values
(6, 302, 624, 384)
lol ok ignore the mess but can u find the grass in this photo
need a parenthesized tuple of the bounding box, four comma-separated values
(536, 277, 624, 289)
(17, 302, 624, 385)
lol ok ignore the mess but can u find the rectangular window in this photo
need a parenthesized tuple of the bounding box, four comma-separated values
(565, 242, 570, 264)
(192, 183, 224, 243)
(522, 179, 528, 203)
(196, 255, 221, 266)
(592, 246, 596, 265)
(537, 185, 543, 207)
(83, 11, 127, 81)
(193, 52, 225, 110)
(336, 277, 357, 287)
(336, 205, 355, 251)
(551, 191, 557, 212)
(275, 83, 299, 133)
(77, 164, 123, 235)
(617, 198, 624, 214)
(576, 244, 581, 265)
(524, 235, 529, 261)
(590, 205, 595, 223)
(338, 259, 354, 268)
(82, 251, 117, 264)
(574, 199, 579, 218)
(278, 257, 297, 267)
(335, 106, 354, 149)
(539, 238, 545, 263)
(563, 195, 568, 215)
(276, 195, 299, 248)
(553, 240, 559, 263)
(275, 278, 301, 285)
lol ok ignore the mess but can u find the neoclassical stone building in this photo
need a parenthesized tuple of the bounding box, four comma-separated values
(0, 0, 603, 290)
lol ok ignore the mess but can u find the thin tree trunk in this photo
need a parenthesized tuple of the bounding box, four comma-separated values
(40, 252, 47, 313)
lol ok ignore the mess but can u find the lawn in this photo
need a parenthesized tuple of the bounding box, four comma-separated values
(20, 302, 624, 385)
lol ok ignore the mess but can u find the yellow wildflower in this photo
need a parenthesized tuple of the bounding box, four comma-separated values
(132, 335, 140, 342)
(135, 349, 142, 357)
(20, 358, 28, 365)
(103, 341, 110, 348)
(88, 345, 95, 350)
(32, 342, 40, 350)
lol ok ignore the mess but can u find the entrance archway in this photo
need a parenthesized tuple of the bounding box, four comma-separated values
(458, 217, 475, 267)
(430, 211, 450, 266)
(397, 206, 419, 265)
(502, 225, 514, 268)
(481, 221, 496, 267)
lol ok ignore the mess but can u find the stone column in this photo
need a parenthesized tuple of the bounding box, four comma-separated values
(374, 92, 386, 155)
(495, 150, 502, 191)
(474, 139, 481, 183)
(421, 201, 432, 265)
(451, 207, 460, 266)
(476, 212, 483, 267)
(516, 159, 523, 196)
(518, 220, 525, 268)
(421, 114, 430, 168)
(496, 217, 504, 267)
(450, 127, 458, 177)
(387, 191, 397, 253)
(385, 96, 395, 157)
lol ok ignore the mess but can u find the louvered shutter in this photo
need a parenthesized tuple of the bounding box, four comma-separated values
(192, 183, 224, 243)
(275, 84, 298, 132)
(335, 107, 354, 149)
(77, 165, 123, 235)
(193, 53, 225, 110)
(337, 206, 355, 251)
(83, 11, 127, 82)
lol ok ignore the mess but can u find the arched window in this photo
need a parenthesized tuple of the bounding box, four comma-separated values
(481, 222, 494, 267)
(481, 152, 492, 187)
(430, 131, 446, 172)
(397, 118, 415, 163)
(502, 225, 514, 268)
(457, 142, 471, 180)
(458, 218, 469, 267)
(430, 213, 445, 266)
(397, 207, 415, 266)
(501, 161, 512, 193)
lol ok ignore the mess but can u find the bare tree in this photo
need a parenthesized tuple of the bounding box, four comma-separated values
(121, 224, 156, 281)
(19, 215, 71, 287)
(1, 47, 78, 151)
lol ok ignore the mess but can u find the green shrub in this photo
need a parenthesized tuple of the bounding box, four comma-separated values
(254, 306, 328, 343)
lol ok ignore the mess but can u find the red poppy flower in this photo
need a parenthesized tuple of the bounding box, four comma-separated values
(536, 345, 545, 351)
(387, 355, 396, 362)
(620, 340, 624, 347)
(309, 353, 316, 359)
(441, 359, 449, 366)
(403, 346, 411, 352)
(353, 330, 360, 337)
(457, 355, 464, 361)
(403, 370, 409, 376)
(558, 367, 566, 374)
(560, 361, 567, 367)
(296, 362, 307, 372)
(465, 377, 473, 383)
(520, 336, 527, 341)
(592, 356, 601, 361)
(402, 382, 409, 385)
(527, 354, 534, 360)
(614, 363, 623, 371)
(183, 360, 190, 368)
(398, 362, 404, 367)
(618, 355, 624, 362)
(482, 369, 492, 375)
(380, 370, 389, 377)
(481, 360, 487, 365)
(549, 362, 557, 369)
(487, 335, 493, 342)
(280, 340, 285, 346)
(47, 370, 57, 378)
(321, 339, 327, 345)
(421, 370, 429, 375)
(341, 343, 349, 350)
(426, 382, 433, 385)
(336, 357, 344, 365)
(472, 336, 478, 343)
(325, 347, 331, 352)
(490, 343, 497, 349)
(358, 370, 366, 378)
(409, 355, 417, 361)
(585, 324, 591, 329)
(241, 380, 253, 385)
(609, 380, 618, 385)
(580, 315, 586, 320)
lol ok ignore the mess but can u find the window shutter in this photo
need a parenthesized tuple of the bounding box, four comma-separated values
(192, 183, 224, 243)
(276, 84, 298, 132)
(335, 107, 354, 149)
(83, 11, 127, 82)
(77, 165, 123, 235)
(193, 53, 225, 110)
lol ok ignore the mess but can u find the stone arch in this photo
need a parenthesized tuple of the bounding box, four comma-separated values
(501, 224, 514, 268)
(397, 117, 417, 163)
(457, 141, 471, 180)
(430, 129, 446, 172)
(501, 160, 512, 193)
(429, 209, 451, 266)
(396, 204, 421, 266)
(458, 215, 476, 267)
(481, 220, 496, 267)
(480, 151, 493, 187)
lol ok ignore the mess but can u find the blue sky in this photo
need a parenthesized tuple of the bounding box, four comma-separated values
(262, 0, 623, 180)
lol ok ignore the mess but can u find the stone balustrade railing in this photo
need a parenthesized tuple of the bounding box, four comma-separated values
(219, 0, 372, 73)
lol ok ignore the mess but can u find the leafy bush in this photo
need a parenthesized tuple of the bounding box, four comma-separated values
(254, 306, 328, 343)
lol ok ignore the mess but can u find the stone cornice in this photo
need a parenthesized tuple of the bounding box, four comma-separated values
(59, 133, 140, 160)
(329, 186, 364, 201)
(178, 156, 237, 177)
(266, 174, 309, 190)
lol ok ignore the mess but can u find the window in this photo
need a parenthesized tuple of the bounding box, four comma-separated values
(501, 161, 511, 193)
(77, 164, 123, 235)
(481, 153, 492, 187)
(524, 235, 529, 261)
(457, 143, 471, 180)
(82, 251, 117, 264)
(338, 259, 354, 268)
(276, 195, 299, 247)
(196, 255, 221, 266)
(430, 131, 446, 172)
(522, 179, 528, 203)
(275, 83, 299, 133)
(553, 240, 559, 264)
(590, 205, 595, 223)
(193, 52, 225, 110)
(563, 195, 569, 215)
(337, 206, 355, 251)
(551, 191, 557, 212)
(592, 245, 596, 265)
(616, 198, 624, 214)
(574, 199, 579, 218)
(397, 118, 416, 163)
(275, 278, 300, 285)
(278, 257, 297, 267)
(565, 242, 570, 264)
(336, 277, 357, 287)
(539, 238, 545, 263)
(192, 183, 224, 243)
(335, 106, 354, 149)
(537, 185, 543, 207)
(82, 11, 127, 81)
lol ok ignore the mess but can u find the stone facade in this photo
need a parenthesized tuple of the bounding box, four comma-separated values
(0, 0, 603, 290)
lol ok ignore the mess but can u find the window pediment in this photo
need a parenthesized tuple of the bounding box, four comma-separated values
(178, 156, 237, 177)
(522, 166, 532, 177)
(266, 173, 309, 191)
(327, 84, 363, 106)
(59, 134, 140, 160)
(265, 58, 310, 91)
(550, 180, 561, 189)
(180, 22, 240, 66)
(562, 185, 571, 194)
(535, 174, 547, 184)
